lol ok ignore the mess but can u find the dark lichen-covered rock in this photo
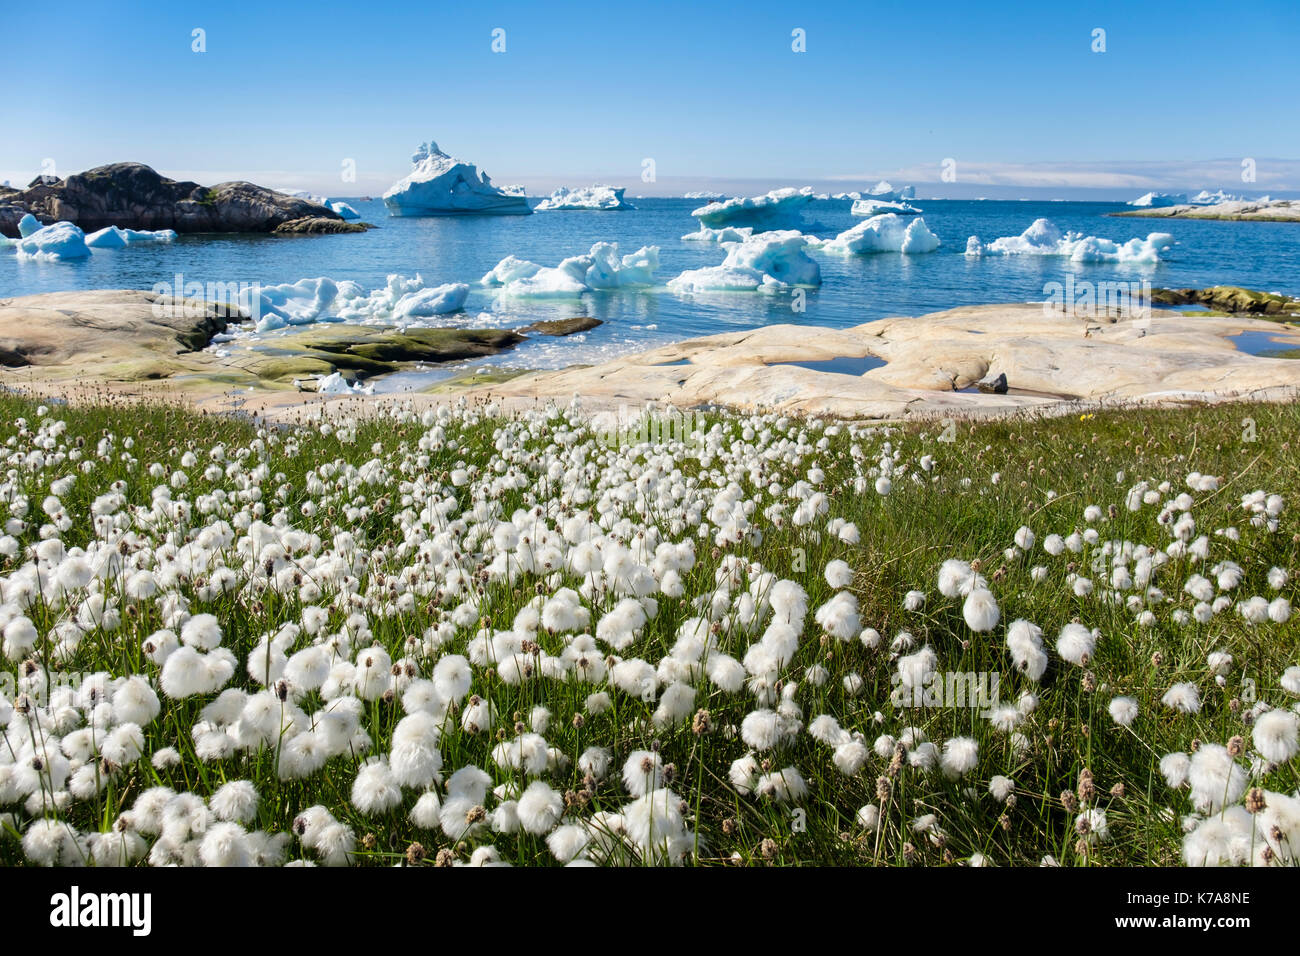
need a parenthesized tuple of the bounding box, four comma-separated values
(520, 317, 603, 336)
(272, 217, 373, 235)
(1150, 286, 1300, 316)
(235, 325, 526, 384)
(0, 162, 350, 237)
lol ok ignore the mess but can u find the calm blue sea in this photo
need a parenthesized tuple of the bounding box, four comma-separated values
(4, 199, 1298, 372)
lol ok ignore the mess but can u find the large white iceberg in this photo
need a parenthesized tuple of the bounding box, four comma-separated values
(865, 181, 916, 202)
(1128, 192, 1188, 208)
(14, 221, 91, 261)
(691, 187, 815, 230)
(85, 225, 178, 248)
(534, 185, 634, 211)
(668, 231, 821, 293)
(383, 141, 531, 217)
(808, 214, 941, 255)
(964, 218, 1174, 263)
(850, 198, 922, 217)
(239, 274, 471, 332)
(481, 242, 658, 297)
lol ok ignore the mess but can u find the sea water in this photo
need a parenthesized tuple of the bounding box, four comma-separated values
(3, 198, 1297, 379)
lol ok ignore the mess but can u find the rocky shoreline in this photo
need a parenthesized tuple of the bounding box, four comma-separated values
(1112, 199, 1300, 223)
(0, 163, 372, 237)
(2, 289, 1299, 423)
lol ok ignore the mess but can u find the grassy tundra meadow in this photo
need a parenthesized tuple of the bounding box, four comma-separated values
(0, 389, 1297, 867)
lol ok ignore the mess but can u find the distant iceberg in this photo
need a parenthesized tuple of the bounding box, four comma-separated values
(1128, 192, 1187, 208)
(1189, 189, 1262, 206)
(239, 274, 470, 332)
(14, 221, 91, 261)
(808, 214, 940, 255)
(534, 185, 634, 211)
(850, 198, 922, 217)
(691, 187, 815, 230)
(481, 242, 659, 297)
(865, 181, 916, 202)
(683, 190, 727, 201)
(964, 218, 1174, 263)
(383, 140, 531, 217)
(272, 189, 360, 219)
(668, 231, 821, 293)
(85, 225, 178, 248)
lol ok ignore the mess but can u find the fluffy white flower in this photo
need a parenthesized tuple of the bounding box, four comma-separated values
(1055, 623, 1096, 667)
(1252, 709, 1299, 764)
(1108, 696, 1139, 727)
(962, 589, 1000, 633)
(1161, 682, 1201, 715)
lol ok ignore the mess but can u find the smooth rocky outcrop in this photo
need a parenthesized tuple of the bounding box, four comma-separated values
(0, 290, 243, 380)
(1113, 199, 1300, 223)
(0, 163, 362, 237)
(454, 303, 1300, 420)
(6, 293, 1300, 424)
(0, 290, 522, 391)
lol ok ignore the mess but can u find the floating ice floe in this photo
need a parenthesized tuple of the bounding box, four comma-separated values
(328, 201, 360, 220)
(963, 218, 1175, 264)
(481, 242, 659, 297)
(1128, 192, 1188, 208)
(850, 199, 922, 217)
(239, 275, 470, 332)
(683, 190, 726, 200)
(14, 221, 92, 261)
(314, 372, 375, 395)
(85, 226, 178, 248)
(383, 140, 531, 216)
(668, 230, 821, 293)
(534, 185, 634, 211)
(680, 225, 755, 243)
(808, 214, 941, 255)
(691, 187, 815, 230)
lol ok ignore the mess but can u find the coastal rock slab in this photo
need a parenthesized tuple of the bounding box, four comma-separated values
(1114, 199, 1300, 223)
(457, 303, 1300, 420)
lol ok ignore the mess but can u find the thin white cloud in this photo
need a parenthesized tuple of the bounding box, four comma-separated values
(834, 158, 1300, 192)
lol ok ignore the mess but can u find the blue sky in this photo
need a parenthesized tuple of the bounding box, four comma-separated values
(3, 0, 1297, 198)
